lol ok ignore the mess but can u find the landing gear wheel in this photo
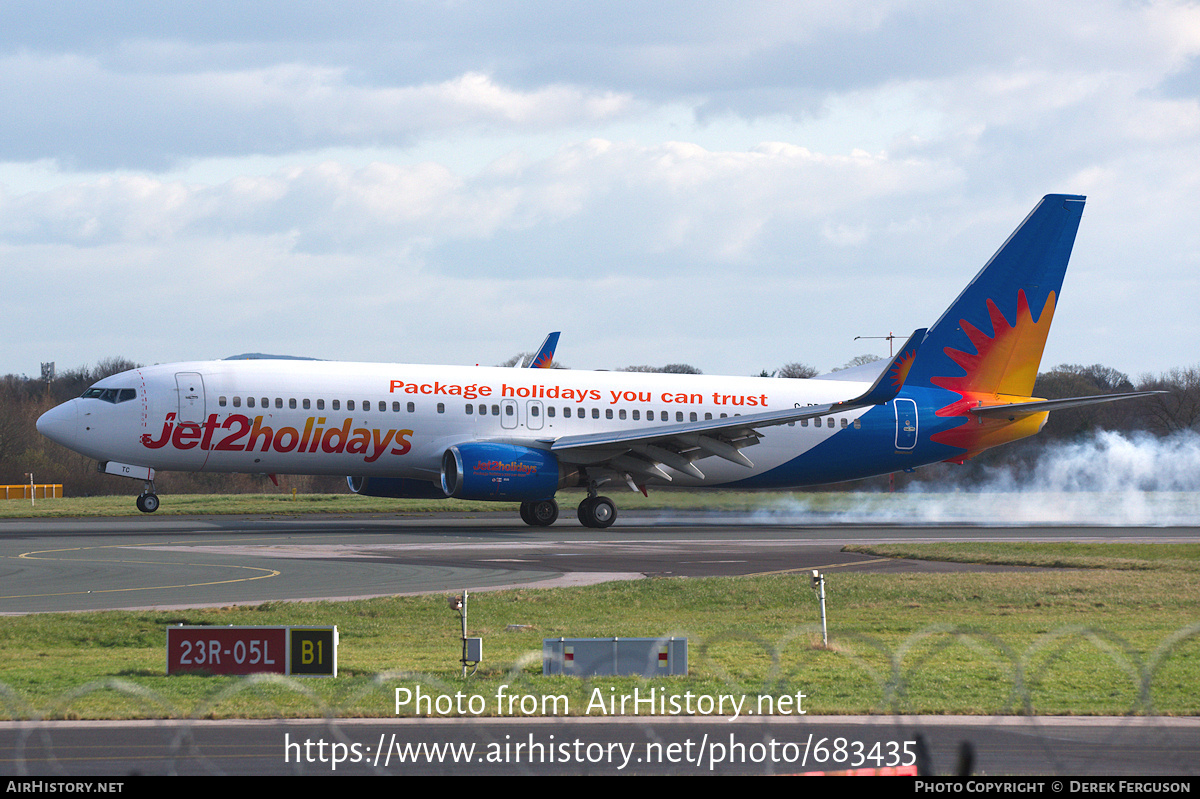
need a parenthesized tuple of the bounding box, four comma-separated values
(528, 499, 558, 526)
(578, 496, 616, 528)
(136, 493, 160, 513)
(519, 501, 534, 525)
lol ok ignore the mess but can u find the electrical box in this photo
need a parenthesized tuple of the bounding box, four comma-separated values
(542, 637, 687, 677)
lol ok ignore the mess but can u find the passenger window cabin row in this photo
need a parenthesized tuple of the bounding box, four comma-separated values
(213, 395, 856, 429)
(218, 396, 419, 412)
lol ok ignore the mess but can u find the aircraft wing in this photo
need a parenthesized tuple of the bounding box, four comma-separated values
(545, 329, 926, 482)
(967, 391, 1167, 420)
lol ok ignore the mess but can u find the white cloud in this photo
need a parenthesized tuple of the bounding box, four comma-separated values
(2, 1, 1200, 380)
(1, 138, 963, 271)
(0, 54, 637, 169)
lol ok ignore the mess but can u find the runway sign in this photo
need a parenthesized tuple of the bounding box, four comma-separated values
(167, 626, 337, 676)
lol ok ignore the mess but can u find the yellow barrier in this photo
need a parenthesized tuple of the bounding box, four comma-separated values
(1, 484, 63, 499)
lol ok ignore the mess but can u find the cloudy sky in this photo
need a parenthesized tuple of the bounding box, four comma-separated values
(2, 1, 1198, 381)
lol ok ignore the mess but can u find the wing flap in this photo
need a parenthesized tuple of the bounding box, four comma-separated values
(551, 328, 925, 455)
(549, 328, 926, 483)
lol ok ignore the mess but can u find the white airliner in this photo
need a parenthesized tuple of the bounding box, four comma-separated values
(37, 195, 1155, 527)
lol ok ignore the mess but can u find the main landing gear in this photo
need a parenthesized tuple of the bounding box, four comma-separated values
(577, 477, 618, 529)
(518, 493, 618, 528)
(136, 480, 159, 513)
(519, 499, 559, 526)
(577, 495, 617, 528)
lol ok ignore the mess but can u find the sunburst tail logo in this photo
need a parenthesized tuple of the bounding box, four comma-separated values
(929, 290, 1058, 456)
(932, 289, 1056, 399)
(889, 346, 918, 391)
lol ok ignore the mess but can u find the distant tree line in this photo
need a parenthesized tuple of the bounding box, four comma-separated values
(618, 364, 703, 374)
(3, 358, 1195, 497)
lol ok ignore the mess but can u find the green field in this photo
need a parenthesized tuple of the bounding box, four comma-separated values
(1, 538, 1197, 721)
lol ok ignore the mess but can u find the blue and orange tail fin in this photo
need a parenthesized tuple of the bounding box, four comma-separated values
(527, 332, 560, 369)
(904, 194, 1085, 397)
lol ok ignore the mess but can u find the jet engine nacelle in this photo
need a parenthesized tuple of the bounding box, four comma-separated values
(440, 442, 575, 501)
(346, 475, 447, 499)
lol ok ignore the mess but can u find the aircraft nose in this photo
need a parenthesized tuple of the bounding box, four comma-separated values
(37, 400, 78, 449)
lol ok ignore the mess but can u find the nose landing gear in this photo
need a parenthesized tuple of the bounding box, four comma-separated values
(136, 480, 159, 513)
(97, 463, 160, 514)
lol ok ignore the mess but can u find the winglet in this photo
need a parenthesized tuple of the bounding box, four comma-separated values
(528, 332, 560, 368)
(840, 328, 926, 407)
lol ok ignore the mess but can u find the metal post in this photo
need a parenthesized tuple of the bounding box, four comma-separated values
(449, 590, 469, 677)
(811, 570, 827, 647)
(459, 590, 469, 677)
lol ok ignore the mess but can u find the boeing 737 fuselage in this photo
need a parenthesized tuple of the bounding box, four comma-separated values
(37, 195, 1155, 526)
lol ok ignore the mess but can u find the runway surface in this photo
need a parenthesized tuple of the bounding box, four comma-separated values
(2, 511, 1198, 613)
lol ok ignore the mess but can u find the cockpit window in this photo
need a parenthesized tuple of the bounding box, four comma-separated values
(80, 387, 137, 404)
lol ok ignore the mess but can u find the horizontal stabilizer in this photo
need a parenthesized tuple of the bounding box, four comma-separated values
(968, 391, 1166, 420)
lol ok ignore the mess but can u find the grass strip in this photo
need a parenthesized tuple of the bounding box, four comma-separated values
(1, 544, 1198, 720)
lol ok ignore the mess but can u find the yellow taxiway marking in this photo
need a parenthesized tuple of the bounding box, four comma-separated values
(748, 557, 895, 577)
(2, 540, 282, 599)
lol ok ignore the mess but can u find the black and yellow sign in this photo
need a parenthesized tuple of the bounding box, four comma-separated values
(288, 627, 338, 676)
